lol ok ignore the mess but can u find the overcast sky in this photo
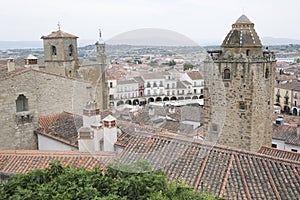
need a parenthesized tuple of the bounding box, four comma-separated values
(1, 0, 299, 45)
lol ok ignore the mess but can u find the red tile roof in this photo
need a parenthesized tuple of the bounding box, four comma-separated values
(41, 30, 78, 39)
(0, 65, 30, 81)
(259, 146, 300, 162)
(186, 71, 203, 80)
(0, 150, 115, 174)
(118, 133, 300, 199)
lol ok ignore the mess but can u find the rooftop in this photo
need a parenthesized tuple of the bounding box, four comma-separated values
(0, 150, 115, 174)
(119, 133, 300, 199)
(41, 30, 78, 39)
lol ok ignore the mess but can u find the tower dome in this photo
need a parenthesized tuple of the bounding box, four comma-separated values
(221, 14, 262, 48)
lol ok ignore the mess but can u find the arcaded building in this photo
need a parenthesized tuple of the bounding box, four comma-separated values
(203, 15, 276, 152)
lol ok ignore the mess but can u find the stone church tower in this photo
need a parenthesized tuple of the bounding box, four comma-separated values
(41, 27, 79, 77)
(203, 15, 276, 152)
(95, 30, 108, 110)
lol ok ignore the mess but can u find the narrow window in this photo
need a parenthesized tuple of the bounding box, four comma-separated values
(291, 149, 298, 152)
(16, 94, 28, 112)
(246, 49, 250, 56)
(110, 82, 113, 88)
(265, 67, 269, 79)
(239, 101, 245, 110)
(271, 143, 277, 148)
(69, 45, 73, 56)
(51, 46, 57, 56)
(224, 68, 231, 80)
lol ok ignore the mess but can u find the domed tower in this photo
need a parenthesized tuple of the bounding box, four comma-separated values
(41, 27, 79, 77)
(203, 15, 276, 152)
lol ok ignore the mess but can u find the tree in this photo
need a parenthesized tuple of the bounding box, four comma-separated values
(168, 60, 176, 66)
(183, 63, 195, 71)
(0, 160, 223, 200)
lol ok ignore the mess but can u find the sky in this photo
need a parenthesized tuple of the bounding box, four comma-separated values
(0, 0, 299, 45)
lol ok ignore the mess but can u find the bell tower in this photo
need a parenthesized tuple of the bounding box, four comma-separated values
(203, 15, 276, 152)
(95, 29, 108, 110)
(41, 24, 79, 77)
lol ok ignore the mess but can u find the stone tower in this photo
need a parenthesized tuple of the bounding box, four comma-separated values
(95, 29, 108, 110)
(41, 27, 79, 77)
(203, 15, 276, 152)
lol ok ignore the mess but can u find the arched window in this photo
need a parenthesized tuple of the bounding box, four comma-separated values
(16, 94, 28, 112)
(51, 46, 57, 56)
(69, 44, 73, 56)
(224, 68, 231, 80)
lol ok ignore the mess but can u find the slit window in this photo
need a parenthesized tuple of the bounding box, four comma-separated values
(69, 45, 73, 56)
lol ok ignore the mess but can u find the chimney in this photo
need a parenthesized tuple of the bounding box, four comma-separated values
(83, 100, 100, 127)
(103, 114, 117, 152)
(78, 127, 94, 152)
(24, 54, 39, 70)
(7, 58, 15, 72)
(78, 99, 103, 152)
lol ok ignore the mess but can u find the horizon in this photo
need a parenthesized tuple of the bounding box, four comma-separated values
(0, 0, 300, 44)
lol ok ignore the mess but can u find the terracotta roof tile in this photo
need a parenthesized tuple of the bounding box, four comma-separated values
(36, 112, 82, 148)
(259, 146, 300, 162)
(0, 150, 115, 174)
(42, 30, 78, 39)
(186, 71, 203, 80)
(118, 133, 300, 199)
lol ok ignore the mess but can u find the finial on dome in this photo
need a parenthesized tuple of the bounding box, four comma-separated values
(57, 21, 61, 31)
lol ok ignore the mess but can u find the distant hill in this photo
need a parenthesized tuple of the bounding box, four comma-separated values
(0, 41, 43, 50)
(261, 37, 300, 45)
(107, 28, 198, 46)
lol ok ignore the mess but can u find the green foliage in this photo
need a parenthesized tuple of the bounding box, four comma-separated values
(168, 60, 176, 66)
(183, 63, 195, 71)
(0, 160, 222, 200)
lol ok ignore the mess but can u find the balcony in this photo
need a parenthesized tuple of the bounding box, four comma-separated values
(15, 111, 34, 124)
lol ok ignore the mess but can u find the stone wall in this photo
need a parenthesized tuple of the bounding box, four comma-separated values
(204, 55, 275, 152)
(0, 70, 90, 150)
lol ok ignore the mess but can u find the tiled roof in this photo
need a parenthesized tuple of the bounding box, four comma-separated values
(0, 65, 30, 81)
(133, 76, 144, 83)
(186, 71, 203, 80)
(0, 150, 115, 174)
(276, 81, 300, 91)
(259, 146, 300, 162)
(142, 72, 165, 80)
(176, 81, 187, 89)
(117, 79, 137, 85)
(36, 112, 83, 148)
(41, 30, 78, 39)
(273, 124, 300, 146)
(119, 133, 300, 199)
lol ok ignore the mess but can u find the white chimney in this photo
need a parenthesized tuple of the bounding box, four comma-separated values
(83, 100, 100, 127)
(78, 127, 95, 152)
(91, 122, 103, 151)
(7, 58, 15, 72)
(103, 114, 117, 152)
(24, 54, 39, 70)
(78, 100, 103, 152)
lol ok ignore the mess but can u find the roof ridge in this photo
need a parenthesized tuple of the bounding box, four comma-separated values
(262, 159, 281, 199)
(219, 154, 234, 197)
(235, 155, 251, 199)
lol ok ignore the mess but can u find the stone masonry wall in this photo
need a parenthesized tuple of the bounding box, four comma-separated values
(0, 70, 90, 150)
